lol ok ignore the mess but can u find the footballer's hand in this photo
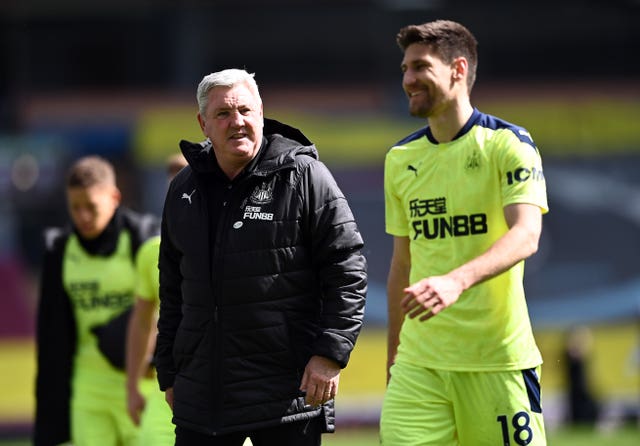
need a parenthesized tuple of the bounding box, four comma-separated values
(401, 274, 464, 321)
(165, 387, 174, 411)
(126, 387, 146, 425)
(300, 355, 340, 407)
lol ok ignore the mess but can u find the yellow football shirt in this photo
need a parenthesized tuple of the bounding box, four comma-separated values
(134, 235, 161, 303)
(385, 109, 548, 371)
(63, 231, 136, 401)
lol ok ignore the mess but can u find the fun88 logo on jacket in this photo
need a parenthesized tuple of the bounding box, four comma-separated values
(409, 197, 487, 240)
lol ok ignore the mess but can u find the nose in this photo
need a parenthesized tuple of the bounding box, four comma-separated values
(74, 208, 93, 224)
(402, 69, 416, 88)
(230, 110, 244, 126)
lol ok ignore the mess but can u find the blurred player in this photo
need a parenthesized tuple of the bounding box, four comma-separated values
(34, 155, 160, 446)
(125, 153, 188, 445)
(381, 20, 549, 445)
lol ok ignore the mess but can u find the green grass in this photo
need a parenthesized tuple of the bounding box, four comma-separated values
(2, 425, 637, 445)
(321, 425, 640, 446)
(545, 425, 639, 446)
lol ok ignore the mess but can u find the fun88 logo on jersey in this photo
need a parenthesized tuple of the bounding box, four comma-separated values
(409, 197, 487, 240)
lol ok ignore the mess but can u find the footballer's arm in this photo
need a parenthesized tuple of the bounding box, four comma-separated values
(386, 236, 411, 383)
(125, 297, 157, 424)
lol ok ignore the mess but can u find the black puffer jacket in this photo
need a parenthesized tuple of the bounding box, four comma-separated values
(156, 119, 367, 436)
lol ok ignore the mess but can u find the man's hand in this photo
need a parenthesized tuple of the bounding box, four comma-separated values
(165, 387, 174, 410)
(126, 387, 146, 426)
(299, 355, 341, 407)
(401, 273, 464, 321)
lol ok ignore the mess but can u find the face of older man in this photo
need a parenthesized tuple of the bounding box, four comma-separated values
(197, 82, 264, 179)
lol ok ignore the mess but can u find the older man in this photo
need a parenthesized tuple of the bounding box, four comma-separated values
(155, 69, 367, 445)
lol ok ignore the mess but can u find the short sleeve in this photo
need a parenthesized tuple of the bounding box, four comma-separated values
(134, 235, 161, 302)
(384, 151, 410, 236)
(498, 132, 549, 214)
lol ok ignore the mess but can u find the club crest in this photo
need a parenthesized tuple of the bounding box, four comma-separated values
(465, 151, 481, 170)
(250, 179, 275, 205)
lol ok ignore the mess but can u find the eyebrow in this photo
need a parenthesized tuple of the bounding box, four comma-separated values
(214, 102, 253, 111)
(402, 57, 432, 69)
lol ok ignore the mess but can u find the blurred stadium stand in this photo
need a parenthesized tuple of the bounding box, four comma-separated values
(1, 0, 639, 97)
(0, 0, 638, 437)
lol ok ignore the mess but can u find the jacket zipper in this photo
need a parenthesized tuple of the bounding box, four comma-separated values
(209, 181, 237, 433)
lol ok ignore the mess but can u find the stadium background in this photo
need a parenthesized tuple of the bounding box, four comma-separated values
(0, 0, 639, 441)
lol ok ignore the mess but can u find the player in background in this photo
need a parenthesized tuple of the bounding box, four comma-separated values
(34, 155, 160, 446)
(125, 153, 188, 445)
(380, 20, 549, 445)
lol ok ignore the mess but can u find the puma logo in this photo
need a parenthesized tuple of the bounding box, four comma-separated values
(408, 165, 418, 177)
(181, 189, 196, 204)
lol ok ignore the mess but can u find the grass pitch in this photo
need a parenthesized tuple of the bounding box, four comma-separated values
(1, 424, 637, 445)
(322, 425, 640, 446)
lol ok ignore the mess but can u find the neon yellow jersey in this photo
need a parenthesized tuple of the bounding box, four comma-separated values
(134, 235, 161, 303)
(63, 231, 136, 402)
(384, 109, 548, 371)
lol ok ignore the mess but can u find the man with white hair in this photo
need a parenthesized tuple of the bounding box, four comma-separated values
(155, 69, 367, 445)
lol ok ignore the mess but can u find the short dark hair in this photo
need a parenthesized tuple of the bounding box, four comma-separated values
(397, 20, 478, 91)
(66, 155, 116, 188)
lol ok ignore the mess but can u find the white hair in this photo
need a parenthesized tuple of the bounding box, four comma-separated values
(196, 69, 261, 116)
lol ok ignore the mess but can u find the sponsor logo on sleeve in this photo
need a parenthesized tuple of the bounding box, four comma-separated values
(506, 167, 544, 185)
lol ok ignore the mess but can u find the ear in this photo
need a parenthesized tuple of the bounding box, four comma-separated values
(197, 113, 206, 134)
(112, 187, 122, 205)
(452, 56, 468, 82)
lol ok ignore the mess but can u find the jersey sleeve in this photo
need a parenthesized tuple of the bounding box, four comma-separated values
(498, 130, 549, 214)
(134, 235, 161, 302)
(384, 150, 410, 236)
